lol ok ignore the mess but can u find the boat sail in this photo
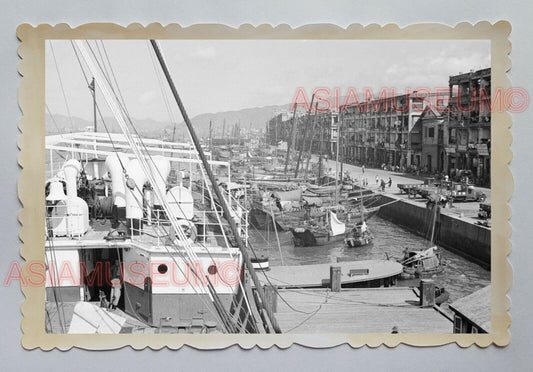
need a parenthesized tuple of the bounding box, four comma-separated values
(44, 40, 280, 334)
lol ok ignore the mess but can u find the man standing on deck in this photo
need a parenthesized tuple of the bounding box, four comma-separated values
(109, 260, 122, 310)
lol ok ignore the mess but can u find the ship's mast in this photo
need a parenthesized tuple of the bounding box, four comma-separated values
(90, 77, 97, 132)
(209, 120, 213, 155)
(284, 106, 298, 175)
(294, 94, 315, 178)
(303, 104, 318, 181)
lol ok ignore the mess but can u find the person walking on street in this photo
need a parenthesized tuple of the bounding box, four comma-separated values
(380, 179, 386, 192)
(375, 175, 379, 185)
(362, 165, 365, 174)
(388, 177, 392, 188)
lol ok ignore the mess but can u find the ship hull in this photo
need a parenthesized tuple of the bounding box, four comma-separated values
(290, 227, 347, 247)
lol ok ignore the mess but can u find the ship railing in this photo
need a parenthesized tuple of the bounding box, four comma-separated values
(127, 208, 249, 249)
(45, 202, 88, 239)
(189, 180, 250, 246)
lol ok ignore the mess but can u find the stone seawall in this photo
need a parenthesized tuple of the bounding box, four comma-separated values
(376, 195, 491, 269)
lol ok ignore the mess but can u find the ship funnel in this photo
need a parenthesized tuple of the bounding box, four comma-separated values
(148, 156, 170, 206)
(105, 153, 130, 208)
(105, 153, 130, 227)
(62, 159, 82, 198)
(46, 179, 67, 201)
(125, 158, 148, 235)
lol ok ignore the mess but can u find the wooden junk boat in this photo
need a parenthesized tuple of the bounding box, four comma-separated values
(290, 207, 378, 247)
(289, 182, 379, 247)
(399, 197, 445, 279)
(399, 246, 444, 279)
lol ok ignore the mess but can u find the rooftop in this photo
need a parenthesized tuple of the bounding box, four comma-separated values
(448, 285, 491, 332)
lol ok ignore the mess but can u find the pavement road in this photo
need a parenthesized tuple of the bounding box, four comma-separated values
(321, 158, 491, 222)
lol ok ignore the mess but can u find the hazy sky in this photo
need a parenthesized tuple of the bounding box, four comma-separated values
(45, 39, 490, 122)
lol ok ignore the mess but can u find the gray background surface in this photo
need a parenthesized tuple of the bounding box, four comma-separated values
(1, 1, 531, 370)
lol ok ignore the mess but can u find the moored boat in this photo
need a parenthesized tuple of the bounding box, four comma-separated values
(398, 196, 445, 278)
(399, 246, 445, 279)
(344, 221, 373, 248)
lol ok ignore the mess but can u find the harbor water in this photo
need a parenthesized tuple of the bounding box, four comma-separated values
(249, 215, 490, 303)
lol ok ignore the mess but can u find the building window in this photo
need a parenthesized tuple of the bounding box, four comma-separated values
(454, 315, 462, 333)
(428, 127, 435, 138)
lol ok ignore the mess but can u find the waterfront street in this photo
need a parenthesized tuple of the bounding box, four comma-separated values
(321, 157, 491, 224)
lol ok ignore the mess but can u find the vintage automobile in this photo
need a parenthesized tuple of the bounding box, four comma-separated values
(478, 202, 491, 219)
(444, 181, 487, 202)
(397, 177, 440, 197)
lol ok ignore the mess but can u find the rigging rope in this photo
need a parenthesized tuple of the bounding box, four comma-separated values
(44, 216, 67, 333)
(74, 40, 242, 330)
(146, 41, 180, 141)
(66, 39, 262, 333)
(68, 40, 228, 329)
(48, 41, 74, 133)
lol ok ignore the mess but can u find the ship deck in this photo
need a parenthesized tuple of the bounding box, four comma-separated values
(46, 219, 235, 253)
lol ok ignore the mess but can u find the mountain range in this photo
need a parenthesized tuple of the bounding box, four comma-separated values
(46, 103, 294, 140)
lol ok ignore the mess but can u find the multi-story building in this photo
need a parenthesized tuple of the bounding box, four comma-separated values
(266, 112, 293, 146)
(306, 111, 339, 159)
(266, 110, 339, 159)
(338, 93, 435, 170)
(265, 67, 490, 186)
(419, 106, 446, 173)
(446, 68, 491, 186)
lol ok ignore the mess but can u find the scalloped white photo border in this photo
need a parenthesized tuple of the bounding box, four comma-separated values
(17, 22, 512, 350)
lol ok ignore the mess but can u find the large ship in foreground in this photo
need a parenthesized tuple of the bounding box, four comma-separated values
(45, 132, 259, 334)
(44, 40, 280, 335)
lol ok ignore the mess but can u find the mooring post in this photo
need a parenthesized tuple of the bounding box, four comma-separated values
(264, 285, 278, 313)
(330, 265, 341, 292)
(419, 279, 436, 307)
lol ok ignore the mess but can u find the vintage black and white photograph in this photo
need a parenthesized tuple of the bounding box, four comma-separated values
(35, 28, 505, 342)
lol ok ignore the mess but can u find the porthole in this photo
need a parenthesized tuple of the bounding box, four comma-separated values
(158, 264, 168, 274)
(208, 264, 217, 275)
